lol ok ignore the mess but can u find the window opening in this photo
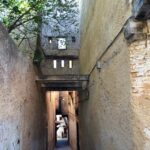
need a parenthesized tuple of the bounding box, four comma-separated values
(48, 37, 52, 44)
(53, 60, 57, 69)
(72, 36, 76, 43)
(58, 38, 67, 50)
(61, 60, 65, 68)
(69, 60, 73, 69)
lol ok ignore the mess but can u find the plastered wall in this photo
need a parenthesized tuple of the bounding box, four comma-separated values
(0, 23, 46, 150)
(41, 59, 79, 75)
(79, 33, 133, 150)
(78, 0, 146, 150)
(80, 0, 132, 73)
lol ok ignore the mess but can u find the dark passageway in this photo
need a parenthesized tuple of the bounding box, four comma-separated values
(45, 91, 80, 150)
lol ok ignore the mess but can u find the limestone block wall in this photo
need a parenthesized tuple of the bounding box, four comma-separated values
(41, 34, 80, 51)
(0, 23, 46, 150)
(129, 38, 150, 150)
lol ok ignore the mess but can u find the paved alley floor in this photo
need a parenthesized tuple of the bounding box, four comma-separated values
(54, 138, 71, 150)
(54, 146, 71, 150)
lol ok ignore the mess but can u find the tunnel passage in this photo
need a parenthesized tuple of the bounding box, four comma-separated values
(36, 75, 89, 150)
(45, 91, 79, 150)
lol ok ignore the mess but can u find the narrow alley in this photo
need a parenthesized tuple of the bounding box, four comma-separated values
(0, 0, 150, 150)
(44, 90, 81, 150)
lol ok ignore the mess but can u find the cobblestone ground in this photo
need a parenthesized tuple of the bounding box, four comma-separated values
(54, 146, 71, 150)
(54, 138, 71, 150)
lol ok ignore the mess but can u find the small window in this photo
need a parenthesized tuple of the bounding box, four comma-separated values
(61, 60, 65, 68)
(72, 36, 76, 43)
(48, 37, 52, 44)
(53, 60, 57, 69)
(69, 60, 73, 69)
(58, 38, 66, 50)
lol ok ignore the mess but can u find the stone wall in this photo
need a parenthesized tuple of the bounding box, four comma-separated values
(129, 37, 150, 150)
(41, 59, 79, 76)
(79, 0, 150, 149)
(0, 23, 46, 150)
(79, 0, 140, 150)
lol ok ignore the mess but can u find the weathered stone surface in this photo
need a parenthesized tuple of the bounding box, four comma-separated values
(80, 0, 132, 74)
(43, 49, 79, 59)
(0, 23, 46, 150)
(40, 59, 79, 75)
(79, 33, 133, 150)
(41, 36, 80, 52)
(79, 0, 150, 150)
(129, 38, 150, 150)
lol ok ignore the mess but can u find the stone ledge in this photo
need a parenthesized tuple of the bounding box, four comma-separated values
(43, 49, 79, 59)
